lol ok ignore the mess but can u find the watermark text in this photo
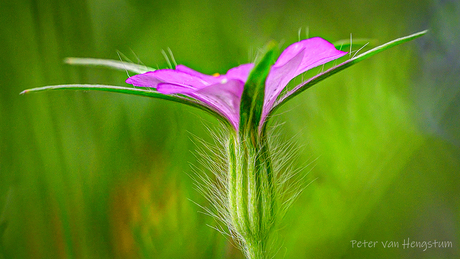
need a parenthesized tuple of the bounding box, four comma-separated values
(350, 238, 453, 252)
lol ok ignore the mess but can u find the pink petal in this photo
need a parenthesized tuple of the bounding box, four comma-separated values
(262, 37, 347, 123)
(156, 83, 196, 95)
(125, 71, 162, 88)
(151, 69, 209, 88)
(274, 37, 347, 71)
(225, 63, 254, 82)
(126, 69, 209, 89)
(264, 48, 305, 109)
(126, 63, 254, 129)
(193, 79, 245, 129)
(175, 65, 221, 85)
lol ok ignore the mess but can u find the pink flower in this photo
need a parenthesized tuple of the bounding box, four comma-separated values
(126, 37, 347, 130)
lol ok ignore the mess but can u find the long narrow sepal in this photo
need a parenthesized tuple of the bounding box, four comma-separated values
(268, 30, 428, 120)
(333, 38, 378, 50)
(65, 57, 155, 74)
(20, 84, 232, 129)
(239, 41, 277, 136)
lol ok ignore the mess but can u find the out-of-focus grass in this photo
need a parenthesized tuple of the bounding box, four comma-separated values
(1, 0, 458, 258)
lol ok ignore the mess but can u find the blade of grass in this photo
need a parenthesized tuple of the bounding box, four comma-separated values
(65, 57, 155, 74)
(333, 38, 378, 51)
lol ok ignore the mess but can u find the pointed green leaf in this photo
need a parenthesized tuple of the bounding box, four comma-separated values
(20, 84, 232, 128)
(239, 41, 277, 134)
(65, 57, 155, 74)
(271, 30, 427, 116)
(333, 38, 378, 51)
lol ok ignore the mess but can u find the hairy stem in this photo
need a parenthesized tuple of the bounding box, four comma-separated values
(227, 130, 275, 259)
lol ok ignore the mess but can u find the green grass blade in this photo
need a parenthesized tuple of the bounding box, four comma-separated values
(20, 84, 231, 128)
(333, 38, 378, 51)
(353, 30, 427, 61)
(271, 30, 427, 116)
(65, 57, 155, 74)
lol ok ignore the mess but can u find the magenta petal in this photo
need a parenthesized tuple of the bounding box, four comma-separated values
(225, 63, 254, 82)
(150, 69, 209, 88)
(274, 37, 347, 71)
(261, 37, 347, 123)
(126, 64, 251, 129)
(176, 63, 254, 85)
(265, 48, 305, 104)
(261, 48, 305, 122)
(193, 79, 245, 128)
(175, 65, 220, 84)
(175, 64, 205, 76)
(126, 69, 209, 90)
(157, 83, 195, 95)
(125, 71, 162, 88)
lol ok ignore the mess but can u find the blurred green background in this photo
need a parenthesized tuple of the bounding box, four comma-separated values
(1, 0, 459, 258)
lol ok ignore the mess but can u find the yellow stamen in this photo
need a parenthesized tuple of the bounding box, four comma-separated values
(212, 73, 220, 77)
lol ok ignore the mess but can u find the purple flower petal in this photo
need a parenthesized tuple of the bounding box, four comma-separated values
(126, 63, 253, 130)
(225, 63, 254, 82)
(176, 63, 254, 85)
(125, 71, 162, 88)
(263, 48, 305, 111)
(261, 37, 348, 123)
(157, 79, 245, 128)
(126, 69, 209, 89)
(125, 38, 346, 131)
(194, 79, 245, 128)
(157, 82, 196, 95)
(158, 79, 244, 128)
(175, 65, 221, 85)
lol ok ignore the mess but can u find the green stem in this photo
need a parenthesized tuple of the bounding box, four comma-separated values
(227, 129, 275, 259)
(246, 240, 267, 259)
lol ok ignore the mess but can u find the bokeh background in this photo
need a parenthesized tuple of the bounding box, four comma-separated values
(1, 0, 459, 258)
